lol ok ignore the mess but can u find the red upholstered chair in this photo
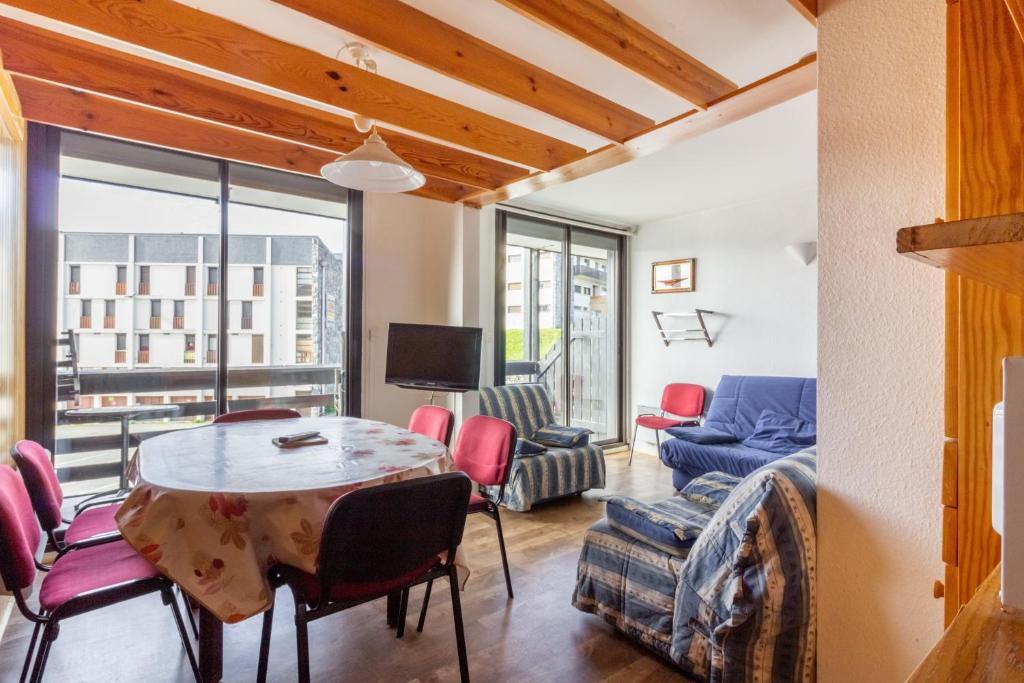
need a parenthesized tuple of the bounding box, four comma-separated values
(213, 408, 302, 424)
(408, 405, 455, 446)
(629, 383, 705, 465)
(415, 415, 516, 635)
(10, 440, 121, 553)
(0, 466, 200, 683)
(256, 473, 472, 683)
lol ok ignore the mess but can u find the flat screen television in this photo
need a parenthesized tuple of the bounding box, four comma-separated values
(385, 323, 482, 393)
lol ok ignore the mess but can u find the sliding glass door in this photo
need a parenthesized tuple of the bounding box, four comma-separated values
(496, 210, 624, 444)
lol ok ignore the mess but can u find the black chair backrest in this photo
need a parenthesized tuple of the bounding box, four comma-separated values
(317, 472, 471, 592)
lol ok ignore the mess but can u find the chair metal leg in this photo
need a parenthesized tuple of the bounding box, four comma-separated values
(19, 621, 42, 683)
(295, 607, 311, 683)
(29, 624, 56, 683)
(628, 423, 640, 466)
(448, 567, 470, 683)
(491, 504, 514, 600)
(256, 603, 274, 683)
(655, 430, 661, 457)
(165, 587, 202, 683)
(396, 588, 410, 639)
(416, 580, 433, 633)
(181, 588, 199, 640)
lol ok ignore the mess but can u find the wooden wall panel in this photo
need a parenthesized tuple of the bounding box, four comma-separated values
(954, 0, 1024, 607)
(0, 53, 25, 468)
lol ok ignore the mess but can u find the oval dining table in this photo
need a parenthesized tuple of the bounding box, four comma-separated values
(113, 415, 455, 683)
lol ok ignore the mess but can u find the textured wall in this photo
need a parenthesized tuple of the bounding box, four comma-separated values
(630, 187, 817, 439)
(818, 0, 947, 679)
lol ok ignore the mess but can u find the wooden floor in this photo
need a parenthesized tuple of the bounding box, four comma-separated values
(0, 449, 685, 682)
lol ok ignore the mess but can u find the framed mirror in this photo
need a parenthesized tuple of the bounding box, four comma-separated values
(651, 258, 695, 293)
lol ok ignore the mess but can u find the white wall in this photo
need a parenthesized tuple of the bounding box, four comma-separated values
(361, 192, 461, 426)
(630, 189, 817, 435)
(818, 0, 946, 680)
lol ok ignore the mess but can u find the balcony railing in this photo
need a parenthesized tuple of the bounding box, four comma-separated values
(173, 316, 185, 329)
(149, 316, 162, 329)
(296, 351, 312, 364)
(206, 350, 218, 364)
(116, 282, 127, 296)
(184, 351, 196, 364)
(138, 282, 150, 295)
(55, 365, 343, 486)
(69, 281, 81, 295)
(241, 317, 253, 330)
(207, 282, 218, 296)
(114, 350, 126, 364)
(137, 350, 150, 364)
(253, 283, 264, 297)
(103, 315, 115, 329)
(79, 316, 91, 328)
(185, 282, 196, 296)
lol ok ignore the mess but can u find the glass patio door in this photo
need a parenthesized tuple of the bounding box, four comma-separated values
(497, 211, 623, 444)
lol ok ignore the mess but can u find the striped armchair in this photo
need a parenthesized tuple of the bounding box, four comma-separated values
(573, 448, 817, 682)
(478, 384, 606, 512)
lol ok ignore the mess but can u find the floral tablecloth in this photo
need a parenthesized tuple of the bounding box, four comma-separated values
(114, 416, 453, 623)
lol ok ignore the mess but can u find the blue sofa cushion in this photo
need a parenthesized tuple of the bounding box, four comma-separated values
(664, 426, 737, 444)
(678, 471, 743, 508)
(661, 438, 786, 490)
(741, 410, 816, 455)
(605, 495, 715, 557)
(703, 375, 816, 439)
(515, 438, 546, 455)
(532, 424, 591, 448)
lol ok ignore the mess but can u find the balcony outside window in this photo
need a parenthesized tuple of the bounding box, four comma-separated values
(185, 265, 196, 296)
(138, 334, 150, 364)
(69, 265, 80, 295)
(114, 333, 126, 364)
(253, 266, 264, 297)
(138, 265, 150, 295)
(116, 265, 127, 296)
(149, 300, 161, 329)
(103, 299, 115, 328)
(241, 301, 253, 330)
(207, 266, 219, 296)
(184, 334, 196, 364)
(173, 300, 185, 329)
(206, 334, 218, 364)
(79, 299, 91, 329)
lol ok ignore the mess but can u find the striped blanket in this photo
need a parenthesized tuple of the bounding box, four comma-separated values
(573, 449, 817, 682)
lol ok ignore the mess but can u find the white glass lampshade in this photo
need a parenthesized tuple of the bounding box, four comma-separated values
(321, 132, 425, 193)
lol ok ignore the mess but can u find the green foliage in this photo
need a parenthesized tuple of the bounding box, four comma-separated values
(505, 328, 562, 361)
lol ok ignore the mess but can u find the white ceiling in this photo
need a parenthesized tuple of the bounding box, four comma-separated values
(516, 91, 817, 225)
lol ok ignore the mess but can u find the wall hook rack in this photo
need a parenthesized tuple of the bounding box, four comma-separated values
(652, 309, 715, 347)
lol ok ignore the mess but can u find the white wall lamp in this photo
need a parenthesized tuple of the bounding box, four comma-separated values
(785, 241, 818, 265)
(320, 43, 425, 193)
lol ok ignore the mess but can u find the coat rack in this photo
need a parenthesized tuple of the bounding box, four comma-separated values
(652, 309, 715, 347)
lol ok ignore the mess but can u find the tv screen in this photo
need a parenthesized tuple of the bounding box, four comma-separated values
(385, 323, 482, 392)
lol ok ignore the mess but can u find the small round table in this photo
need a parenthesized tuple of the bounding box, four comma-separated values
(114, 416, 452, 683)
(65, 403, 179, 503)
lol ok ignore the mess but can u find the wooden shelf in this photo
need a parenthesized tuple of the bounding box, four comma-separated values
(897, 212, 1024, 296)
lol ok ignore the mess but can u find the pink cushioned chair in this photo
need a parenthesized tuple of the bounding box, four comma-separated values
(213, 408, 302, 424)
(416, 415, 516, 635)
(629, 383, 705, 465)
(408, 405, 455, 447)
(10, 440, 121, 553)
(0, 466, 200, 683)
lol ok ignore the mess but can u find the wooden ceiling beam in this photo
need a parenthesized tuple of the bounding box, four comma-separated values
(494, 0, 736, 108)
(4, 0, 585, 171)
(0, 17, 527, 191)
(465, 54, 818, 207)
(12, 74, 474, 204)
(786, 0, 818, 26)
(271, 0, 653, 142)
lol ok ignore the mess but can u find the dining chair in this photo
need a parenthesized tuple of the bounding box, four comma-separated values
(0, 466, 201, 683)
(415, 415, 516, 637)
(256, 472, 472, 683)
(408, 405, 455, 446)
(10, 440, 121, 554)
(629, 383, 705, 465)
(213, 408, 302, 423)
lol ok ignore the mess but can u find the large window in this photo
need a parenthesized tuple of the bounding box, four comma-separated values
(496, 211, 624, 443)
(36, 129, 360, 495)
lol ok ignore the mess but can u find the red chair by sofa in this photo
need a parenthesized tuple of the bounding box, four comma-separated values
(213, 408, 302, 424)
(408, 405, 455, 446)
(416, 415, 516, 635)
(0, 466, 200, 683)
(256, 472, 472, 683)
(10, 440, 120, 554)
(629, 383, 705, 465)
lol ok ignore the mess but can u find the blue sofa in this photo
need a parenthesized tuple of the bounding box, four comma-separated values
(660, 375, 816, 489)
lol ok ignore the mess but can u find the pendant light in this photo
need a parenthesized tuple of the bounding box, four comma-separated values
(321, 44, 425, 193)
